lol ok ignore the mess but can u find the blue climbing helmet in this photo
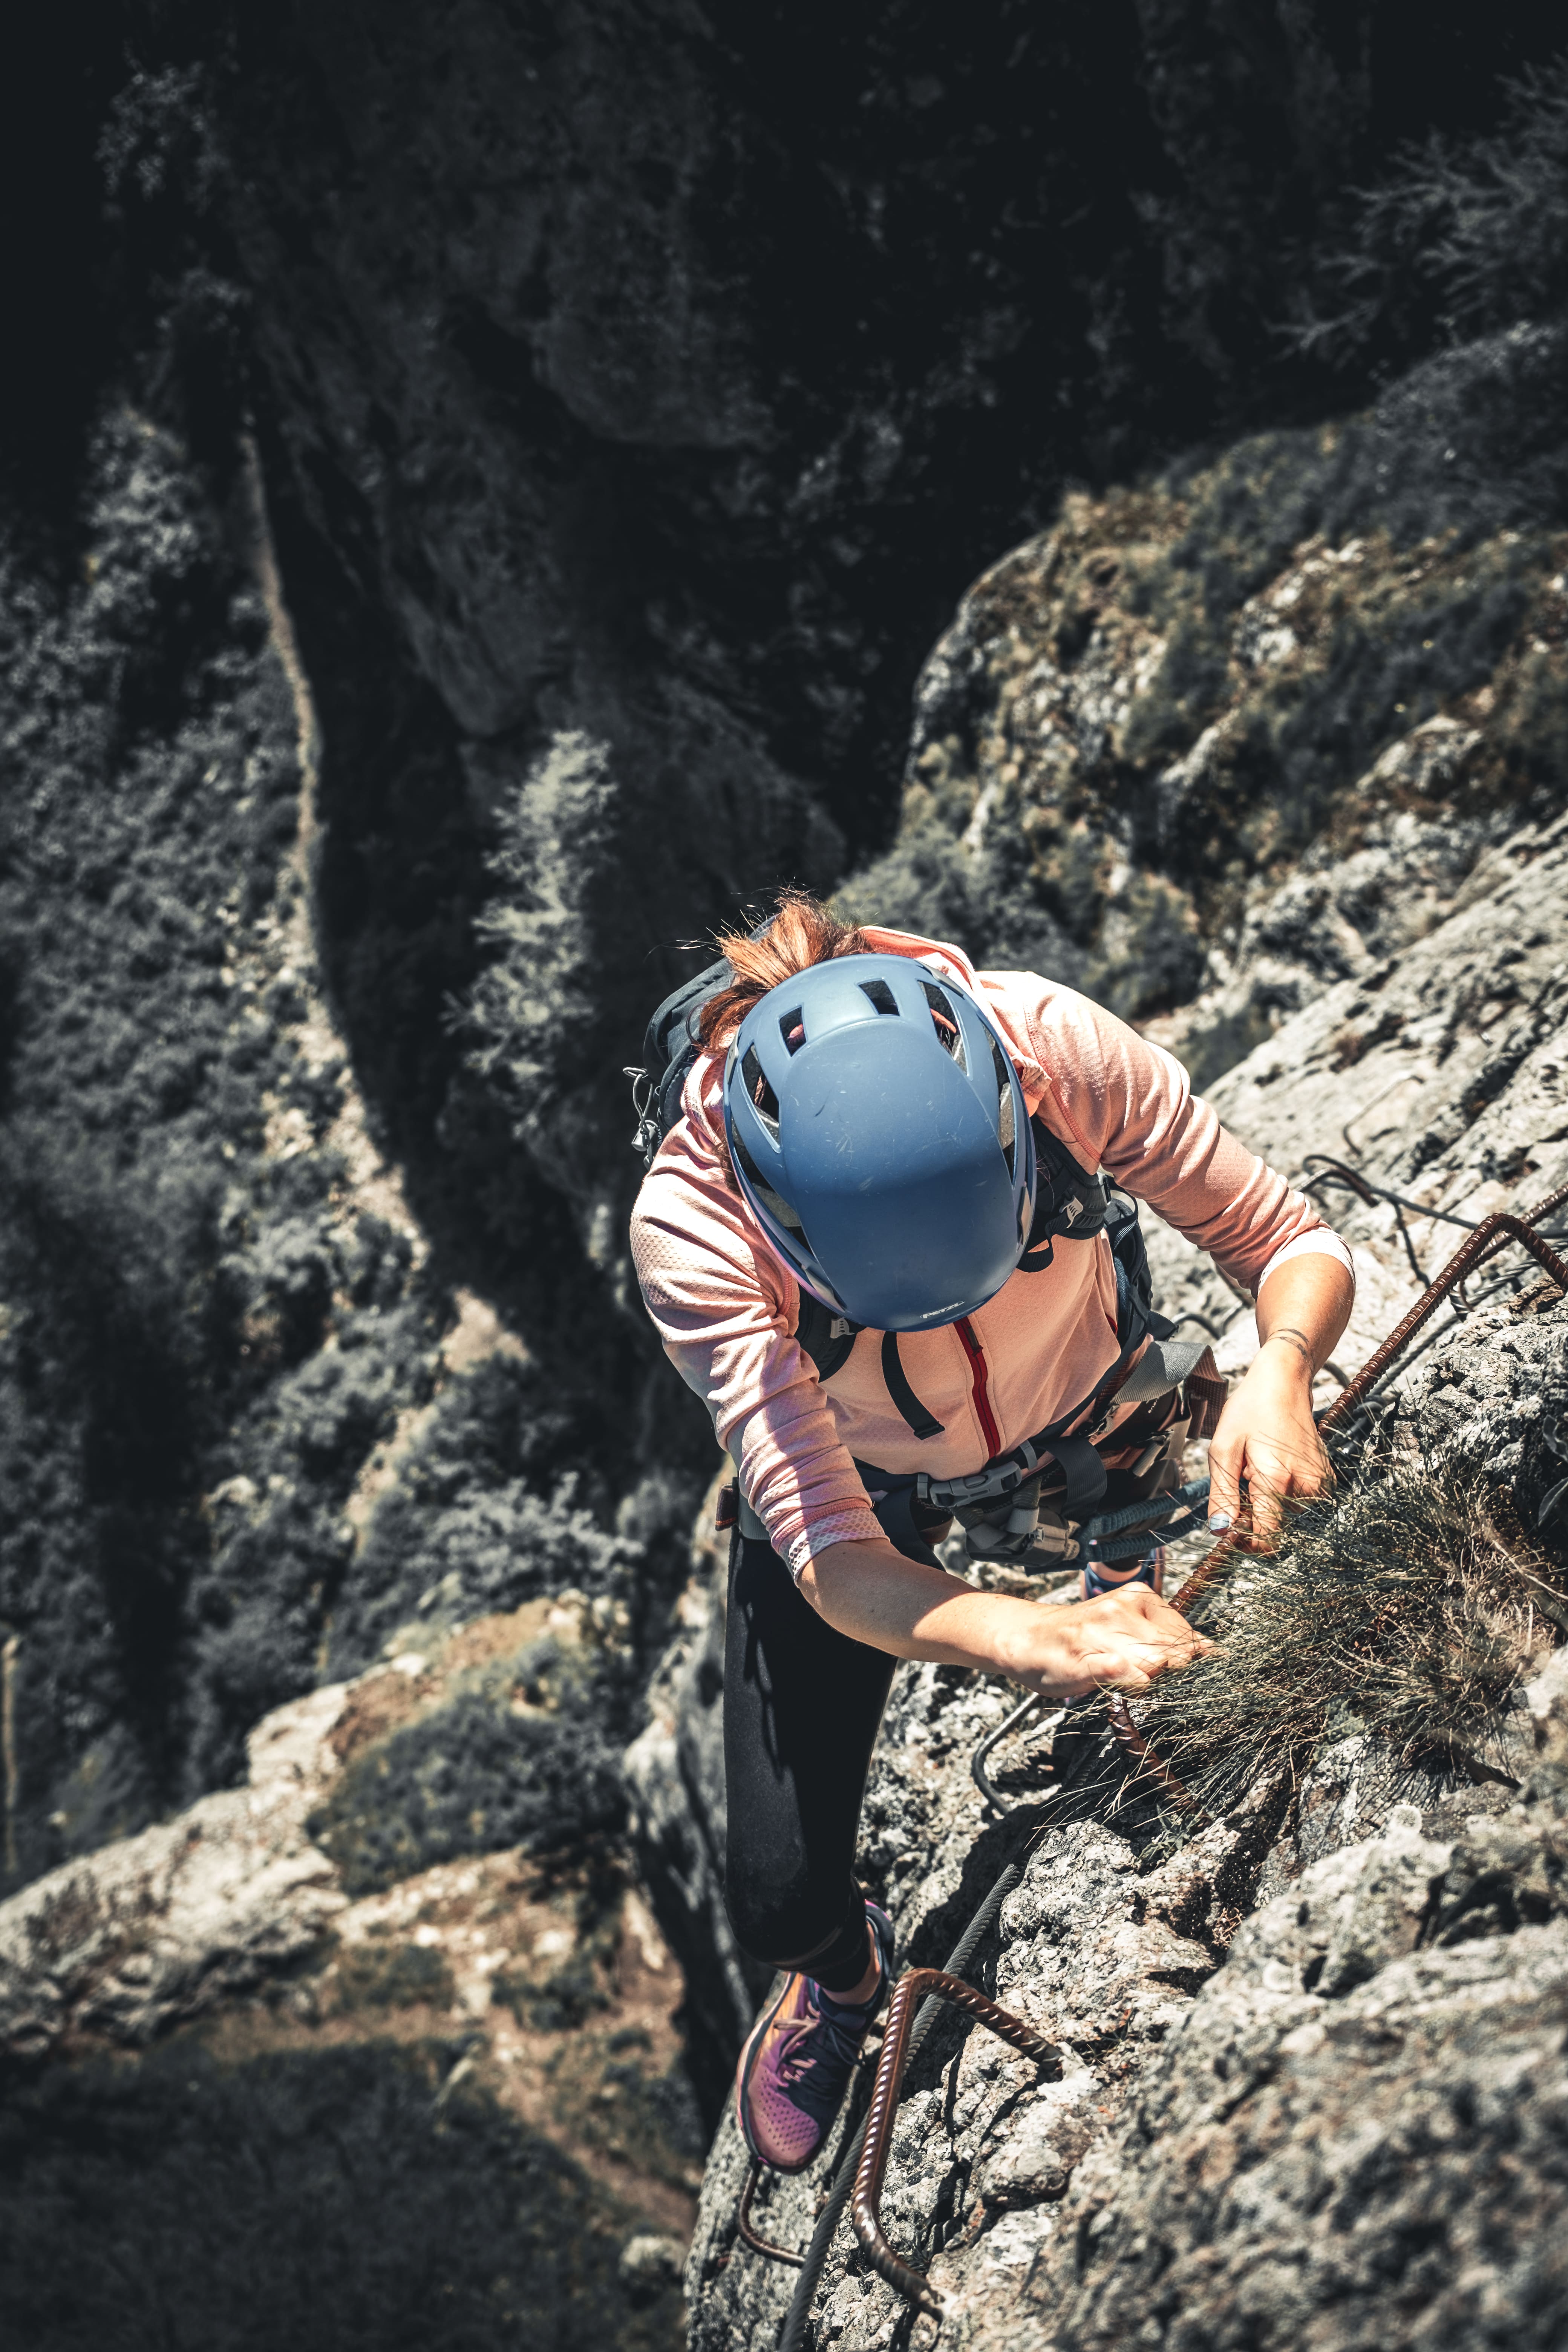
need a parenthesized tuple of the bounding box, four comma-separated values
(721, 954, 1037, 1331)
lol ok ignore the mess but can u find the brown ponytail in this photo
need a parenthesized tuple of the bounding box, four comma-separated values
(696, 890, 874, 1052)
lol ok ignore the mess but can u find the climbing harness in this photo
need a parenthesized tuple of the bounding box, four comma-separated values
(1080, 1473, 1214, 1565)
(717, 1351, 1224, 1576)
(844, 1324, 1226, 1578)
(725, 1183, 1568, 2334)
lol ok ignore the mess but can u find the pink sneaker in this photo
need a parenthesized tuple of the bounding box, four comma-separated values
(735, 1903, 894, 2173)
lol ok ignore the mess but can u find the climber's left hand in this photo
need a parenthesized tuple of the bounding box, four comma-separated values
(1205, 1251, 1354, 1545)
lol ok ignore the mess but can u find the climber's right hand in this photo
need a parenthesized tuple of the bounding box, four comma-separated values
(802, 1538, 1211, 1694)
(1005, 1582, 1211, 1698)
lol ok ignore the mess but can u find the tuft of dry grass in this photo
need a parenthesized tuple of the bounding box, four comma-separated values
(1142, 1465, 1564, 1817)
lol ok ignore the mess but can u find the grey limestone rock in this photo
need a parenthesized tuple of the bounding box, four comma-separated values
(685, 1669, 1568, 2350)
(1140, 807, 1568, 1404)
(624, 1493, 770, 2119)
(0, 1586, 653, 2066)
(0, 1684, 349, 2061)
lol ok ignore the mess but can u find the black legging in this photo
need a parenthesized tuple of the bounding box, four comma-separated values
(723, 1530, 897, 1995)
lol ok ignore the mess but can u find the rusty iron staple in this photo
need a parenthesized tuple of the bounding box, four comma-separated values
(737, 2158, 805, 2266)
(1099, 1521, 1242, 1810)
(1318, 1203, 1568, 1436)
(1105, 1687, 1205, 1810)
(851, 1968, 1061, 2317)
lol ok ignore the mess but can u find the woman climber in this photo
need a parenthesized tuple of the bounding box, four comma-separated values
(629, 892, 1352, 2177)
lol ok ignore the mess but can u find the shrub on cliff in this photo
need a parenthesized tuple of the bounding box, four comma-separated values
(462, 730, 621, 1192)
(1142, 1467, 1555, 1822)
(0, 2042, 683, 2352)
(0, 417, 452, 1882)
(1301, 53, 1568, 370)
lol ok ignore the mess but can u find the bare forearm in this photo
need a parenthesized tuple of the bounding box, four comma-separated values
(1253, 1252, 1353, 1375)
(799, 1539, 1034, 1669)
(1207, 1250, 1354, 1532)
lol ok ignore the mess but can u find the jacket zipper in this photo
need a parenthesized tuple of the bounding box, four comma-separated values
(954, 1316, 1001, 1458)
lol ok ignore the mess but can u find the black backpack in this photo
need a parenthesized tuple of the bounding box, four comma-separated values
(626, 953, 735, 1173)
(625, 954, 1162, 1385)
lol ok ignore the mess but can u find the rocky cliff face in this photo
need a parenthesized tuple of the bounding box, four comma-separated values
(0, 421, 703, 2350)
(848, 328, 1568, 1074)
(0, 1592, 703, 2347)
(683, 1628, 1568, 2349)
(5, 384, 1567, 2352)
(44, 2, 1555, 1387)
(5, 0, 1562, 1894)
(669, 614, 1568, 2342)
(8, 15, 1568, 2348)
(17, 423, 1568, 2341)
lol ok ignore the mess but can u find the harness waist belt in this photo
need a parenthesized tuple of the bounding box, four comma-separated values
(857, 1330, 1203, 1534)
(728, 1334, 1213, 1562)
(916, 1450, 1039, 1513)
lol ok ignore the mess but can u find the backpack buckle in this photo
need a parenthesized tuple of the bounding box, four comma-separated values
(625, 1066, 660, 1165)
(918, 1458, 1029, 1513)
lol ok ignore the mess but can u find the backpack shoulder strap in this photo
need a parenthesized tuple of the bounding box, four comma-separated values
(793, 1291, 862, 1383)
(628, 954, 731, 1168)
(1018, 1116, 1110, 1271)
(628, 915, 786, 1169)
(1102, 1184, 1176, 1347)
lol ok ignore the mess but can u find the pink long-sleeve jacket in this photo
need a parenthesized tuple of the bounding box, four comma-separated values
(631, 928, 1349, 1579)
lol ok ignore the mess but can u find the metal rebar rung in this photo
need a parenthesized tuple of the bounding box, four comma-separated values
(737, 2157, 805, 2266)
(1320, 1207, 1568, 1435)
(1106, 1689, 1204, 1811)
(851, 1969, 1061, 2317)
(1166, 1524, 1239, 1625)
(1101, 1533, 1236, 1815)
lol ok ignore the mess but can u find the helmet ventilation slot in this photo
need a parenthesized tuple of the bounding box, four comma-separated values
(991, 1040, 1016, 1175)
(859, 978, 900, 1015)
(778, 1007, 807, 1055)
(921, 982, 967, 1072)
(741, 1046, 781, 1130)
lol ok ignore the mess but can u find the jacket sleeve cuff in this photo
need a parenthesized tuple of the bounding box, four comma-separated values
(780, 1508, 884, 1583)
(1256, 1228, 1355, 1291)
